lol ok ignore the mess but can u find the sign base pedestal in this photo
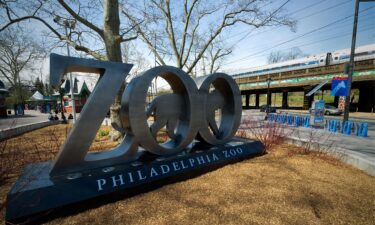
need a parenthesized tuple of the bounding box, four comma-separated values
(6, 139, 263, 223)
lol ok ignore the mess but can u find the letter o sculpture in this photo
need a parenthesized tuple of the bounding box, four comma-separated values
(196, 73, 242, 145)
(120, 66, 201, 155)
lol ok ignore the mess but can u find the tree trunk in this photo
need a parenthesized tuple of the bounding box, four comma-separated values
(103, 0, 124, 140)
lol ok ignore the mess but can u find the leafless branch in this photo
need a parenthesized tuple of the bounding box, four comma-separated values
(57, 0, 104, 37)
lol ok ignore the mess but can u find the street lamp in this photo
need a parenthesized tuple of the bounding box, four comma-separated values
(54, 16, 77, 123)
(343, 0, 375, 122)
(266, 77, 272, 118)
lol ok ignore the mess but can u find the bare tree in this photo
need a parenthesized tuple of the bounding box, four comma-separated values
(122, 0, 296, 74)
(0, 28, 44, 103)
(196, 45, 232, 76)
(284, 47, 306, 60)
(122, 42, 150, 80)
(267, 50, 284, 64)
(267, 47, 306, 64)
(206, 42, 233, 74)
(0, 0, 138, 138)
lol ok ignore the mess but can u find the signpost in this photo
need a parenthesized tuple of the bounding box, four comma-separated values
(331, 77, 348, 96)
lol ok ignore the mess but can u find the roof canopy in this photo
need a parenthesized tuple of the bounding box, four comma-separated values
(29, 91, 44, 100)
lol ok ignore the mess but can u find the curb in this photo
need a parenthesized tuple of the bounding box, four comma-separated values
(0, 121, 60, 141)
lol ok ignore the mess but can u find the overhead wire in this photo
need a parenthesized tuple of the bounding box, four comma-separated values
(227, 25, 374, 72)
(228, 0, 353, 52)
(223, 5, 375, 66)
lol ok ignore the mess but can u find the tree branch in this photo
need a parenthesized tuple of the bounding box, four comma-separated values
(57, 0, 104, 37)
(161, 0, 180, 67)
(121, 9, 166, 65)
(121, 34, 138, 43)
(179, 0, 198, 66)
(61, 36, 106, 60)
(1, 4, 105, 61)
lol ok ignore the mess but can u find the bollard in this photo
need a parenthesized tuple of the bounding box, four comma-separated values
(288, 115, 293, 125)
(277, 114, 281, 123)
(296, 116, 301, 127)
(356, 123, 362, 136)
(340, 121, 348, 134)
(304, 117, 310, 127)
(346, 121, 352, 135)
(342, 121, 352, 135)
(359, 123, 368, 137)
(332, 120, 338, 132)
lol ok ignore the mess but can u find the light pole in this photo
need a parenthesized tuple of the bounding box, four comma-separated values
(54, 16, 77, 123)
(266, 77, 272, 117)
(343, 0, 374, 121)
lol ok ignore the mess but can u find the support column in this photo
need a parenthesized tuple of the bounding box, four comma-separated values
(334, 96, 339, 108)
(245, 94, 250, 108)
(255, 93, 260, 108)
(358, 87, 375, 112)
(303, 88, 314, 110)
(282, 90, 288, 109)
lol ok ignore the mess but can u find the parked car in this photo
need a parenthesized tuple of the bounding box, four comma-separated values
(324, 105, 343, 115)
(259, 105, 276, 113)
(309, 105, 343, 115)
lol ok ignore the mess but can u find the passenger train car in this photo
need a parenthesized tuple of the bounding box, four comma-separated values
(232, 44, 375, 79)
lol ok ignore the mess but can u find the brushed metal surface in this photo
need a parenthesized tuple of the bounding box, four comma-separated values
(120, 66, 201, 155)
(49, 54, 136, 175)
(49, 55, 242, 176)
(196, 73, 242, 145)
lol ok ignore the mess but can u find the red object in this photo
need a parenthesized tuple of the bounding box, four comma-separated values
(332, 76, 348, 81)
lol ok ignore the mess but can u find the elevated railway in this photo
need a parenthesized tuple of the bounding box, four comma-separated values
(232, 45, 375, 112)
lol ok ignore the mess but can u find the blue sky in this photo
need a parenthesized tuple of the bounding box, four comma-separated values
(220, 0, 375, 73)
(4, 0, 374, 85)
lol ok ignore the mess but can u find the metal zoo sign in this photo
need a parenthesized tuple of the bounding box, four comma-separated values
(48, 54, 242, 175)
(6, 54, 263, 222)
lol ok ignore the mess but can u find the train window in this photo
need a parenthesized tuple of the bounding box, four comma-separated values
(320, 59, 324, 62)
(339, 55, 349, 60)
(334, 57, 338, 60)
(354, 52, 368, 57)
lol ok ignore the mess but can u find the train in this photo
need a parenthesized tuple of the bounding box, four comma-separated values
(232, 44, 375, 79)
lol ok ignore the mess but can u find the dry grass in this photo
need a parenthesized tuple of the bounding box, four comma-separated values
(1, 125, 375, 224)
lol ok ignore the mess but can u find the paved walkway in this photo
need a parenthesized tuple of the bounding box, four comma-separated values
(0, 110, 50, 130)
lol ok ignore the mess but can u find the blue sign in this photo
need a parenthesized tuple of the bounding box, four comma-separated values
(331, 77, 348, 96)
(313, 100, 325, 124)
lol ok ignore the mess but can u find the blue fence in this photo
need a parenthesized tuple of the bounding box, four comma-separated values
(267, 114, 310, 128)
(267, 113, 368, 137)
